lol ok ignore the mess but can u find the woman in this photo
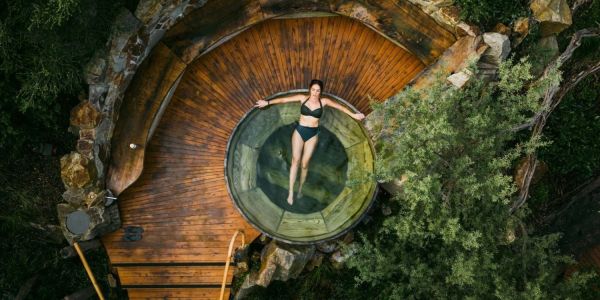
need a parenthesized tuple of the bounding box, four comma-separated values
(255, 79, 365, 205)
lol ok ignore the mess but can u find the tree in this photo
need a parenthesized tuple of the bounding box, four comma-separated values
(0, 0, 135, 158)
(346, 60, 598, 299)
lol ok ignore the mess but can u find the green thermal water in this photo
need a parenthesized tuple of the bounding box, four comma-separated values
(257, 124, 348, 214)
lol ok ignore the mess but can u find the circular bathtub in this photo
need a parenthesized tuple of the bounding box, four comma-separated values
(225, 93, 376, 244)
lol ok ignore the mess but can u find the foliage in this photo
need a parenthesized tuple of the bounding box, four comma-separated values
(0, 0, 136, 158)
(345, 60, 598, 298)
(454, 0, 528, 29)
(243, 259, 365, 300)
(0, 0, 138, 297)
(0, 155, 114, 298)
(539, 76, 600, 186)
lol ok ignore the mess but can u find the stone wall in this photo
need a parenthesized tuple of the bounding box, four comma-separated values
(58, 0, 208, 243)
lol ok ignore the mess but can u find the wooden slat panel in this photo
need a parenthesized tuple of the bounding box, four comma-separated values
(118, 266, 234, 285)
(127, 288, 230, 300)
(107, 43, 186, 196)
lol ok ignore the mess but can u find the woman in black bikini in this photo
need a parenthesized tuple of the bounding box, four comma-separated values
(255, 79, 365, 205)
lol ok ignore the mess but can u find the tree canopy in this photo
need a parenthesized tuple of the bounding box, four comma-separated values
(346, 60, 598, 299)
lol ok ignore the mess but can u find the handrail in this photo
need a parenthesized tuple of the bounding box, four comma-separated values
(73, 242, 106, 300)
(220, 230, 246, 300)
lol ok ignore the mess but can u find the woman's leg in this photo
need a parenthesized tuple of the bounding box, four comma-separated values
(288, 129, 304, 205)
(297, 135, 319, 198)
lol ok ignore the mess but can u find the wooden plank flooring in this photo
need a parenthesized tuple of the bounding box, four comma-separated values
(103, 16, 425, 299)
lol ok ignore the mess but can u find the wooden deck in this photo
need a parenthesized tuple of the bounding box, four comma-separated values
(102, 16, 426, 299)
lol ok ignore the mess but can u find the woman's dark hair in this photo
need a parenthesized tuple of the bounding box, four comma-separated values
(309, 79, 324, 91)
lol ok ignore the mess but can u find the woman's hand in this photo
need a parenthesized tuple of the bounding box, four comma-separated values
(254, 99, 269, 108)
(353, 113, 365, 121)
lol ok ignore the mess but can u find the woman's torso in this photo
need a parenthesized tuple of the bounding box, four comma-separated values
(299, 97, 323, 127)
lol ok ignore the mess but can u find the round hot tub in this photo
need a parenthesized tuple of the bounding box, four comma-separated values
(225, 94, 376, 244)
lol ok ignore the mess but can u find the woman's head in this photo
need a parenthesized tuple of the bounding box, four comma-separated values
(309, 79, 324, 98)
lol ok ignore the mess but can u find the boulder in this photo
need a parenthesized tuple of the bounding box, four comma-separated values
(62, 188, 87, 206)
(84, 51, 107, 85)
(456, 22, 480, 37)
(235, 241, 315, 299)
(377, 175, 408, 197)
(531, 35, 559, 76)
(530, 0, 572, 36)
(70, 101, 102, 129)
(492, 23, 511, 36)
(256, 241, 315, 286)
(330, 243, 358, 269)
(60, 152, 97, 189)
(447, 70, 473, 88)
(76, 138, 94, 158)
(514, 158, 548, 191)
(316, 240, 339, 254)
(512, 17, 530, 48)
(381, 203, 392, 216)
(305, 251, 324, 271)
(481, 32, 511, 66)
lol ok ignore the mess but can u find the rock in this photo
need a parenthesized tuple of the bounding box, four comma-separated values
(512, 17, 530, 48)
(234, 272, 260, 300)
(342, 231, 354, 244)
(84, 189, 106, 208)
(411, 35, 487, 90)
(305, 251, 324, 271)
(330, 243, 358, 269)
(235, 241, 315, 299)
(378, 175, 408, 196)
(77, 138, 94, 158)
(88, 84, 109, 107)
(62, 188, 87, 206)
(505, 228, 516, 244)
(492, 23, 511, 35)
(233, 244, 250, 275)
(84, 51, 107, 85)
(107, 273, 117, 288)
(447, 70, 473, 88)
(531, 35, 559, 76)
(437, 6, 461, 27)
(381, 203, 392, 216)
(481, 32, 510, 66)
(514, 158, 548, 191)
(258, 233, 271, 244)
(538, 35, 559, 56)
(70, 101, 102, 129)
(530, 0, 572, 36)
(57, 202, 121, 242)
(456, 22, 480, 37)
(60, 152, 97, 189)
(255, 241, 315, 287)
(316, 240, 339, 254)
(79, 129, 96, 140)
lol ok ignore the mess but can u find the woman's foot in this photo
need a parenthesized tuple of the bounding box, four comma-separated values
(287, 194, 294, 205)
(297, 191, 303, 199)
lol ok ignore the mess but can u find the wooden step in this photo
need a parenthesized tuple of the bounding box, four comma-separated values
(127, 287, 230, 300)
(117, 265, 234, 286)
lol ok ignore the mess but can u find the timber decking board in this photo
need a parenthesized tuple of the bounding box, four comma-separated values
(104, 17, 426, 298)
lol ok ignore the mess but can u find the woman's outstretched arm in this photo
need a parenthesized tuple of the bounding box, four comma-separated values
(255, 94, 304, 108)
(322, 98, 365, 120)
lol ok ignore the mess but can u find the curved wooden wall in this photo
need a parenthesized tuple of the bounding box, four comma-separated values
(106, 1, 456, 196)
(103, 16, 428, 299)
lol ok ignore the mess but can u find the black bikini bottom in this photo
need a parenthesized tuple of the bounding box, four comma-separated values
(295, 123, 320, 142)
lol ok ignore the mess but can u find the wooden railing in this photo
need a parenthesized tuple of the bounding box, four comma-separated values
(220, 230, 246, 300)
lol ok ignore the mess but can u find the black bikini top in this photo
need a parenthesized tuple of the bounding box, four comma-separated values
(300, 97, 323, 118)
